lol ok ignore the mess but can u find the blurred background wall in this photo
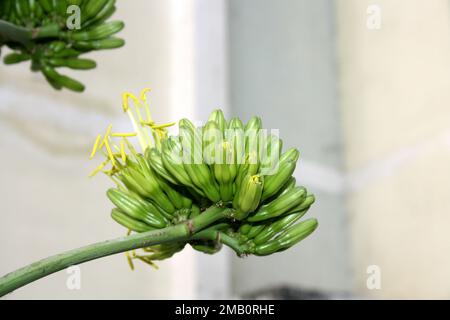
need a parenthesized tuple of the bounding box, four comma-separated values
(1, 0, 450, 299)
(337, 0, 450, 299)
(228, 0, 352, 296)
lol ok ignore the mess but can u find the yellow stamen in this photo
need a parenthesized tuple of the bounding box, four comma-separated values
(89, 134, 101, 159)
(129, 97, 152, 148)
(149, 121, 176, 129)
(120, 139, 126, 162)
(140, 87, 153, 122)
(90, 88, 176, 180)
(102, 168, 119, 176)
(122, 92, 149, 151)
(140, 87, 152, 103)
(122, 92, 141, 112)
(138, 88, 159, 147)
(111, 132, 137, 137)
(104, 139, 117, 167)
(124, 231, 135, 270)
(251, 175, 262, 184)
(125, 251, 135, 271)
(99, 124, 113, 148)
(124, 91, 146, 127)
(135, 255, 159, 270)
(88, 159, 110, 177)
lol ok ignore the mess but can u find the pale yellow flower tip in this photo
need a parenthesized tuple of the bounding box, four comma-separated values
(122, 92, 141, 112)
(111, 132, 137, 137)
(89, 134, 101, 159)
(140, 87, 152, 102)
(104, 139, 117, 167)
(125, 251, 135, 271)
(99, 124, 113, 148)
(88, 160, 109, 177)
(151, 121, 177, 129)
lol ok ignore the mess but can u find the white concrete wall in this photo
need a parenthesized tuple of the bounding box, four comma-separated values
(336, 0, 450, 298)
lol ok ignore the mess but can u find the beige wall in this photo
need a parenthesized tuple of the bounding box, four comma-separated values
(337, 0, 450, 298)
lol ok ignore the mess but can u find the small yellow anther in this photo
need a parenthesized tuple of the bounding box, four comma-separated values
(140, 121, 155, 126)
(88, 159, 110, 177)
(125, 251, 135, 271)
(111, 132, 137, 137)
(140, 87, 152, 102)
(151, 121, 176, 130)
(99, 124, 113, 148)
(251, 175, 262, 184)
(120, 139, 126, 162)
(104, 139, 117, 167)
(102, 169, 115, 176)
(89, 134, 101, 159)
(136, 255, 159, 270)
(122, 92, 141, 112)
(140, 88, 154, 125)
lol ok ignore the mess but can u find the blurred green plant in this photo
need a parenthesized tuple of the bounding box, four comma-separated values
(0, 0, 125, 92)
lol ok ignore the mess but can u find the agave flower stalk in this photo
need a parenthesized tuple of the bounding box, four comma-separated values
(0, 88, 318, 297)
(0, 205, 233, 297)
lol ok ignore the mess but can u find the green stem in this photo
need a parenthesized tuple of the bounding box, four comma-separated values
(0, 19, 60, 47)
(0, 206, 232, 297)
(192, 228, 247, 256)
(0, 19, 32, 46)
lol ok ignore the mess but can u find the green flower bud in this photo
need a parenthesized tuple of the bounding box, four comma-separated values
(233, 174, 264, 220)
(254, 218, 318, 256)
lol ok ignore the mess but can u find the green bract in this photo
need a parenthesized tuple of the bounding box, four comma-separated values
(0, 0, 125, 92)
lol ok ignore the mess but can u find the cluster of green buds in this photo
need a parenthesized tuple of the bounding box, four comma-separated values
(0, 0, 124, 92)
(89, 88, 318, 269)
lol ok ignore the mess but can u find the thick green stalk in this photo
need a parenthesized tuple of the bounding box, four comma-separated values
(0, 19, 31, 46)
(0, 206, 232, 297)
(192, 229, 247, 256)
(0, 19, 60, 47)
